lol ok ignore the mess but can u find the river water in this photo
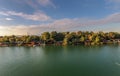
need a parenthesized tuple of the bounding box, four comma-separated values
(0, 45, 120, 76)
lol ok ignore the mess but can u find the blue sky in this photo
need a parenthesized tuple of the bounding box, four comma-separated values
(0, 0, 120, 35)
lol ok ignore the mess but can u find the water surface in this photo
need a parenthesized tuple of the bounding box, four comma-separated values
(0, 45, 120, 76)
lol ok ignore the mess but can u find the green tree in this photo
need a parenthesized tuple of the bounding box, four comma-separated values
(95, 36, 100, 43)
(80, 36, 85, 42)
(41, 32, 50, 43)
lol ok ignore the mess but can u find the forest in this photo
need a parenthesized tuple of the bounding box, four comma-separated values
(0, 31, 120, 46)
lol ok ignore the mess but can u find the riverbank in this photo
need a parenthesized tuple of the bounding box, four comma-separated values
(0, 39, 120, 47)
(0, 31, 120, 47)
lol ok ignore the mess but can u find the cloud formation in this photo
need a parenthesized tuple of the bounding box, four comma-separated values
(0, 11, 51, 21)
(13, 0, 56, 9)
(5, 18, 13, 21)
(0, 12, 120, 35)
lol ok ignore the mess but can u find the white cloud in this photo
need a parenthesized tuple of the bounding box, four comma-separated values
(0, 12, 9, 16)
(5, 18, 13, 21)
(0, 12, 120, 35)
(0, 11, 51, 21)
(13, 0, 56, 9)
(0, 0, 55, 21)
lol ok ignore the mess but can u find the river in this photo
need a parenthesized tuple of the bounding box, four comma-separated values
(0, 45, 120, 76)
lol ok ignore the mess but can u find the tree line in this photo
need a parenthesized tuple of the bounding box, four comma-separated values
(0, 31, 120, 46)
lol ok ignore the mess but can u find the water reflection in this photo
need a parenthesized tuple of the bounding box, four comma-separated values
(0, 45, 120, 76)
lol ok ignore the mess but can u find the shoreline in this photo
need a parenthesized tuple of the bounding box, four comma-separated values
(0, 31, 120, 47)
(0, 42, 119, 47)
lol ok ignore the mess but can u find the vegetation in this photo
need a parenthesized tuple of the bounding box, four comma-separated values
(0, 31, 120, 46)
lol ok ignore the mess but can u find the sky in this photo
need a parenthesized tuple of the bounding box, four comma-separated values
(0, 0, 120, 35)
